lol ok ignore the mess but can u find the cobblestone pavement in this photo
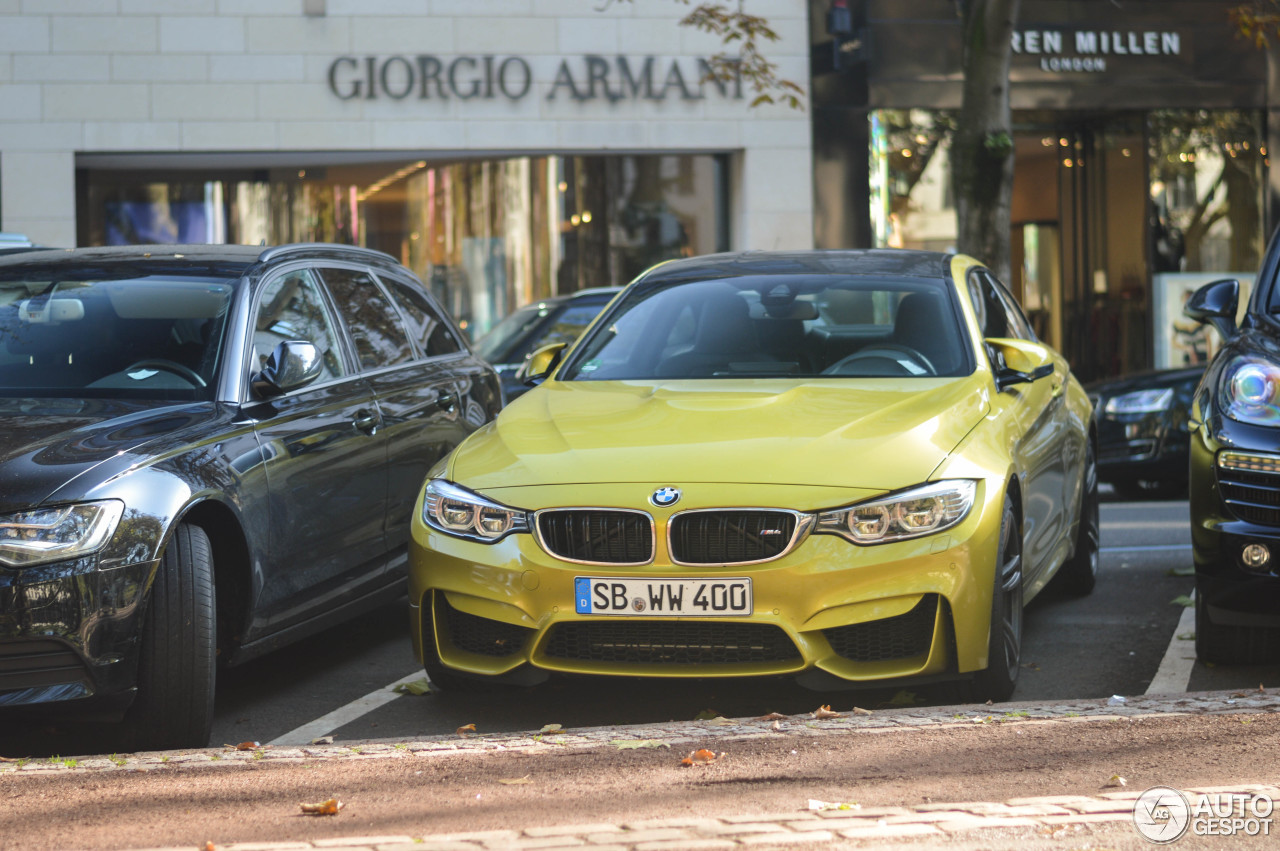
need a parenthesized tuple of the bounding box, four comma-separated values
(7, 689, 1279, 851)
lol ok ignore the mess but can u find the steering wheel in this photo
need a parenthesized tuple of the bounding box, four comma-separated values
(123, 359, 207, 388)
(822, 344, 936, 377)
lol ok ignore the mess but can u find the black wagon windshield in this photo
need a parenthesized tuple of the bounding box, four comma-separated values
(0, 275, 235, 401)
(560, 275, 972, 381)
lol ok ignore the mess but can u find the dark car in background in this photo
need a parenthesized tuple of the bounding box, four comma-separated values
(1183, 227, 1280, 664)
(474, 287, 620, 401)
(1086, 366, 1203, 499)
(0, 243, 501, 750)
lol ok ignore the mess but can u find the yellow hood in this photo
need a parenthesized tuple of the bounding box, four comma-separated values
(451, 377, 989, 492)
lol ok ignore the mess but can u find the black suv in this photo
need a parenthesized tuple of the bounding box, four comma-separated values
(1184, 228, 1280, 663)
(0, 244, 501, 750)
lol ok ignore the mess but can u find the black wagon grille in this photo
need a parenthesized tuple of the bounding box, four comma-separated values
(669, 510, 799, 564)
(437, 597, 532, 658)
(0, 640, 87, 692)
(536, 510, 653, 564)
(1218, 463, 1280, 527)
(823, 595, 938, 663)
(543, 621, 800, 666)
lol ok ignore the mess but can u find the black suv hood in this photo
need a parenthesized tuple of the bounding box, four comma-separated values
(0, 397, 218, 512)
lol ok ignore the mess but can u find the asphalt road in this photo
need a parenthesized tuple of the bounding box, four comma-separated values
(8, 493, 1280, 758)
(203, 492, 1280, 750)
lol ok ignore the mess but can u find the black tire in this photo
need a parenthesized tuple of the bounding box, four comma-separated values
(421, 624, 502, 694)
(122, 523, 217, 751)
(1052, 438, 1099, 597)
(1195, 588, 1280, 665)
(969, 495, 1023, 703)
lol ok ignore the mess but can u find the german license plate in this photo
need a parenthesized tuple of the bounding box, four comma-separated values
(574, 577, 752, 616)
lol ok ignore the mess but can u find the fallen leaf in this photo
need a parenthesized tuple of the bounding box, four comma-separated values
(680, 748, 724, 766)
(310, 736, 333, 746)
(887, 690, 918, 706)
(1020, 661, 1041, 671)
(497, 776, 532, 785)
(1105, 774, 1127, 788)
(1166, 565, 1195, 577)
(226, 741, 260, 751)
(205, 843, 215, 851)
(299, 797, 343, 816)
(705, 716, 736, 726)
(456, 724, 477, 737)
(1170, 595, 1195, 607)
(809, 799, 861, 811)
(538, 724, 563, 734)
(852, 707, 873, 716)
(811, 704, 843, 719)
(392, 678, 432, 696)
(613, 739, 670, 750)
(771, 720, 782, 732)
(1261, 684, 1267, 692)
(693, 709, 721, 721)
(758, 712, 788, 721)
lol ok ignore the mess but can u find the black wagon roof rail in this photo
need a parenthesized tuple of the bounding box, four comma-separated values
(257, 243, 399, 265)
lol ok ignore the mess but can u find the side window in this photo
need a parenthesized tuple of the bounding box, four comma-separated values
(319, 267, 414, 370)
(967, 270, 1014, 339)
(380, 273, 463, 358)
(992, 279, 1038, 342)
(254, 270, 346, 383)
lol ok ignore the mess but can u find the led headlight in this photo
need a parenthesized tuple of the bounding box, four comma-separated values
(815, 480, 976, 545)
(1221, 356, 1280, 426)
(1103, 387, 1174, 415)
(0, 500, 124, 568)
(422, 479, 528, 543)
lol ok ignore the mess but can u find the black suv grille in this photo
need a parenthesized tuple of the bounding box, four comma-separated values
(1218, 467, 1280, 527)
(438, 598, 532, 658)
(536, 510, 653, 564)
(543, 621, 799, 666)
(669, 511, 798, 564)
(823, 595, 937, 663)
(0, 640, 87, 692)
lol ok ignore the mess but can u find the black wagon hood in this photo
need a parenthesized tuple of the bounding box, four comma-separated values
(0, 397, 219, 511)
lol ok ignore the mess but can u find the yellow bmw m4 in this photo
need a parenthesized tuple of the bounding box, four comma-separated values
(409, 250, 1096, 701)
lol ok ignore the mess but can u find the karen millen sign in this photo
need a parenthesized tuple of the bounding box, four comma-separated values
(1012, 28, 1183, 73)
(327, 55, 744, 102)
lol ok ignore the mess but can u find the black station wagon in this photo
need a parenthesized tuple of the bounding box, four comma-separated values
(0, 244, 501, 750)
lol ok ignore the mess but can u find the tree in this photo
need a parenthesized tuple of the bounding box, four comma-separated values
(951, 0, 1020, 284)
(1230, 1, 1280, 46)
(602, 1, 804, 108)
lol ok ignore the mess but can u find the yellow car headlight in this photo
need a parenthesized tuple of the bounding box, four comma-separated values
(0, 500, 124, 568)
(815, 480, 976, 545)
(422, 479, 528, 543)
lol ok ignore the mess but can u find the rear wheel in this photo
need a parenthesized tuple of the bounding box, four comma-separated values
(1052, 438, 1099, 597)
(122, 523, 216, 751)
(968, 495, 1023, 703)
(1195, 588, 1280, 665)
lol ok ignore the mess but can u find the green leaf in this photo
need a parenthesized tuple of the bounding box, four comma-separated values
(612, 739, 670, 750)
(1166, 566, 1195, 577)
(886, 689, 919, 706)
(392, 678, 432, 696)
(1171, 595, 1195, 607)
(693, 708, 721, 720)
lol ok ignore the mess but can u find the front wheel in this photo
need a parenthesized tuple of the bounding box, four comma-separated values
(121, 523, 217, 751)
(968, 495, 1023, 703)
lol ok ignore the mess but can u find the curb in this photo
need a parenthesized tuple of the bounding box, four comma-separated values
(4, 687, 1276, 776)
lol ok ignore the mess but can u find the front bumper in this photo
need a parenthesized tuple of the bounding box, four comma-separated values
(408, 481, 1003, 686)
(0, 556, 155, 714)
(1189, 424, 1280, 626)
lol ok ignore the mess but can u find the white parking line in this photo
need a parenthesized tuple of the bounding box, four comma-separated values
(1101, 544, 1191, 553)
(267, 670, 421, 746)
(1146, 592, 1197, 695)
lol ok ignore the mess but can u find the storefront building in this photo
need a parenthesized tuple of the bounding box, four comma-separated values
(811, 0, 1275, 380)
(0, 0, 810, 338)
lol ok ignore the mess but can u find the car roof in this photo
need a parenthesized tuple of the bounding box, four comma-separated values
(0, 242, 402, 276)
(638, 249, 956, 284)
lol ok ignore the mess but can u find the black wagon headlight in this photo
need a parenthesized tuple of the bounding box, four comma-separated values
(422, 479, 528, 543)
(1221, 356, 1280, 426)
(1103, 387, 1174, 416)
(0, 500, 125, 568)
(814, 480, 977, 545)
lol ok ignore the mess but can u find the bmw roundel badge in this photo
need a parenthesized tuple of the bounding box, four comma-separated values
(650, 486, 681, 507)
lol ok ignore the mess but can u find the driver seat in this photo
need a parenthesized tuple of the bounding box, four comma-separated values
(893, 292, 961, 375)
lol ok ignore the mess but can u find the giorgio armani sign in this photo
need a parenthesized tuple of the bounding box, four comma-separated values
(327, 55, 744, 103)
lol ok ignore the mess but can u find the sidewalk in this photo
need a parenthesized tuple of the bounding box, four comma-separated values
(4, 688, 1278, 851)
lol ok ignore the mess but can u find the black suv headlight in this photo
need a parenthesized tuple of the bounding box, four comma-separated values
(1220, 356, 1280, 426)
(422, 479, 528, 543)
(814, 480, 977, 545)
(0, 500, 124, 568)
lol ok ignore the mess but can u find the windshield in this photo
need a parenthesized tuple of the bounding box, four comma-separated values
(560, 275, 972, 381)
(0, 275, 236, 400)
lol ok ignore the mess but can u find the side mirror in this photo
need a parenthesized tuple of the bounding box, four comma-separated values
(1184, 278, 1240, 340)
(516, 343, 567, 387)
(986, 337, 1055, 390)
(251, 340, 323, 397)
